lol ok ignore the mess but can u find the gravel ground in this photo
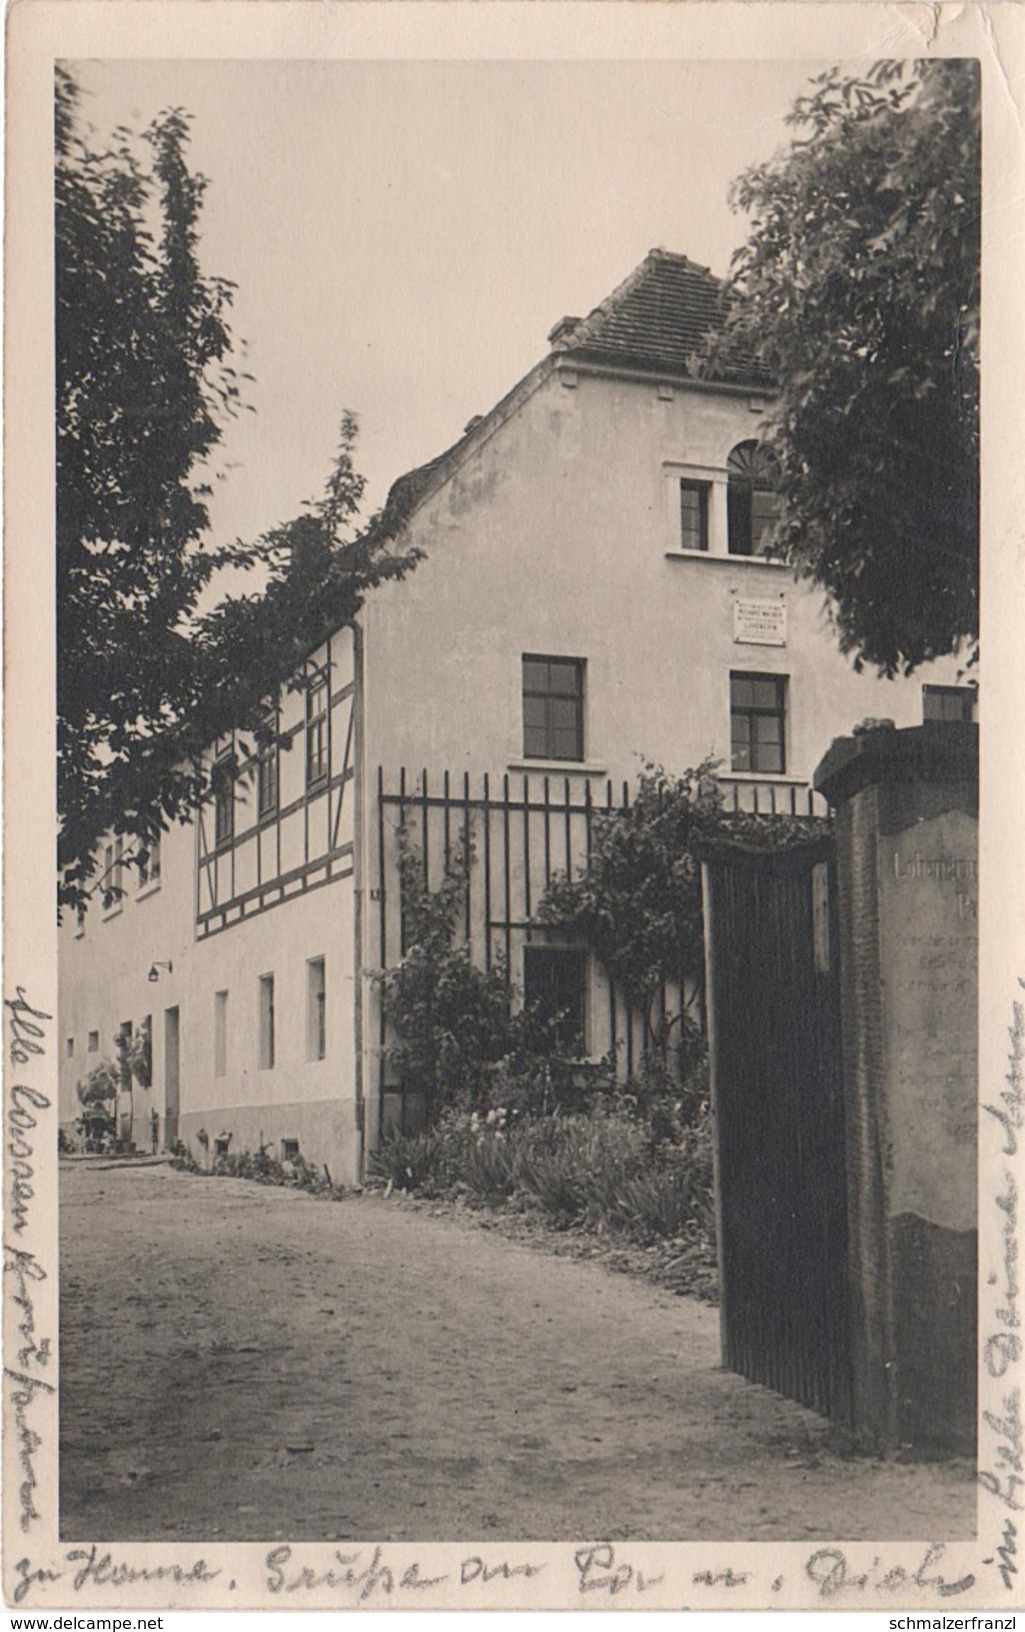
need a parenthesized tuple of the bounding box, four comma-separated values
(59, 1161, 976, 1542)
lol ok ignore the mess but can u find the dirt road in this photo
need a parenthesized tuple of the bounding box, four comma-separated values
(60, 1162, 975, 1542)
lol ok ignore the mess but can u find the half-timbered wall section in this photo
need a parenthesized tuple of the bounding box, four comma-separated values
(58, 626, 364, 1182)
(195, 627, 357, 938)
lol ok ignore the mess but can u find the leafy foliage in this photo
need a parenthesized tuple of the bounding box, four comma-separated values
(537, 763, 724, 1044)
(56, 73, 419, 909)
(708, 60, 979, 675)
(378, 841, 519, 1115)
(370, 1104, 716, 1254)
(76, 1057, 119, 1109)
(379, 837, 582, 1119)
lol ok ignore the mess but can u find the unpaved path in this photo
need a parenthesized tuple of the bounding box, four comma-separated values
(60, 1162, 975, 1542)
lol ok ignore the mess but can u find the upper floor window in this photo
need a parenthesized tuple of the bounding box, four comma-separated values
(138, 833, 161, 886)
(306, 674, 329, 788)
(730, 671, 787, 774)
(102, 836, 125, 909)
(256, 716, 279, 819)
(727, 441, 782, 558)
(679, 480, 710, 552)
(522, 655, 585, 762)
(923, 684, 975, 724)
(213, 752, 235, 849)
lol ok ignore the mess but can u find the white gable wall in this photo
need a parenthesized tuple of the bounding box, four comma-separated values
(360, 363, 966, 787)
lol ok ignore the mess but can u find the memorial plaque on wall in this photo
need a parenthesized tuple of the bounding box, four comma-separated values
(733, 596, 786, 646)
(877, 807, 978, 1233)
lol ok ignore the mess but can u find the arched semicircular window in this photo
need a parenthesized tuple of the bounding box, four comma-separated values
(727, 440, 782, 558)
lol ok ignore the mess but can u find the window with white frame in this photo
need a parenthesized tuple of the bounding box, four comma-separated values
(678, 479, 710, 552)
(730, 672, 787, 774)
(213, 750, 235, 848)
(139, 833, 161, 886)
(305, 674, 329, 788)
(256, 711, 279, 818)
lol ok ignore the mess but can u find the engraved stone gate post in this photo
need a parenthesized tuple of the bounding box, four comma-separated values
(814, 722, 978, 1457)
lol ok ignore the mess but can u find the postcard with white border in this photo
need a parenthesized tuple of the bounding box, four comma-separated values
(4, 1, 1024, 1616)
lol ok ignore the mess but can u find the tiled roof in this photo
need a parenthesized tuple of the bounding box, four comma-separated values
(552, 248, 771, 387)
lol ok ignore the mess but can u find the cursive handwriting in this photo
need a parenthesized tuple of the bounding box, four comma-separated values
(5, 987, 52, 1068)
(265, 1545, 445, 1600)
(980, 988, 1025, 1577)
(11, 1549, 219, 1604)
(980, 1388, 1024, 1516)
(460, 1556, 546, 1584)
(573, 1543, 664, 1596)
(7, 1082, 50, 1238)
(68, 1547, 221, 1593)
(804, 1545, 974, 1599)
(985, 993, 1025, 1158)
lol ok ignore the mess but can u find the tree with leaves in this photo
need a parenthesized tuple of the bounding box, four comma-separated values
(56, 72, 417, 909)
(709, 59, 979, 676)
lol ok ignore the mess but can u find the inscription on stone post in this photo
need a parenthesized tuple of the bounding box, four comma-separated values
(878, 808, 978, 1233)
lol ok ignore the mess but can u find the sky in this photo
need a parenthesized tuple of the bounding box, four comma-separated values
(68, 57, 828, 548)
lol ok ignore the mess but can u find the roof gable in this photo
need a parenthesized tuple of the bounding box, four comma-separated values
(380, 248, 772, 526)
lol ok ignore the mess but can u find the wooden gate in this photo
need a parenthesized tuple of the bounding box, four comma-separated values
(700, 838, 850, 1422)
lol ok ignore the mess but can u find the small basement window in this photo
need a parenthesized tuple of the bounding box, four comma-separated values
(281, 1138, 300, 1162)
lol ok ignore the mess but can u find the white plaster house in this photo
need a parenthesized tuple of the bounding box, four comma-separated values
(58, 249, 975, 1180)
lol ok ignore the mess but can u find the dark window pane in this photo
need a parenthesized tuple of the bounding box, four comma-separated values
(755, 714, 782, 743)
(523, 948, 586, 1054)
(548, 662, 581, 696)
(753, 741, 784, 774)
(680, 482, 708, 550)
(731, 677, 754, 709)
(549, 697, 579, 731)
(522, 655, 584, 759)
(923, 686, 973, 723)
(731, 738, 752, 771)
(728, 483, 753, 555)
(752, 678, 781, 708)
(732, 714, 751, 745)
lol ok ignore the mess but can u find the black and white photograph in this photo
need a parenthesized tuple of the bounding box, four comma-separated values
(4, 1, 1024, 1616)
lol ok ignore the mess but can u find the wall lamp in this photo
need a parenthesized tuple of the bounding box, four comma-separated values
(147, 960, 173, 983)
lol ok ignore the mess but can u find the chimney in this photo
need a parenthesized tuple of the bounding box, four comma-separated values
(548, 315, 581, 348)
